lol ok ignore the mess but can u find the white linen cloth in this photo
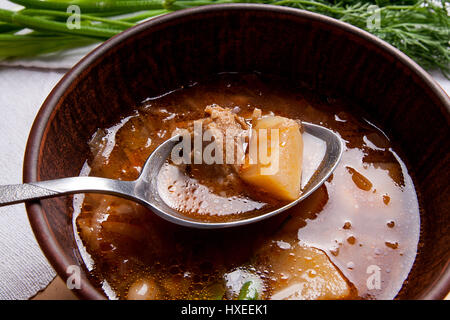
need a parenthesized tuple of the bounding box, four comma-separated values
(0, 68, 64, 300)
(0, 0, 448, 300)
(0, 1, 97, 300)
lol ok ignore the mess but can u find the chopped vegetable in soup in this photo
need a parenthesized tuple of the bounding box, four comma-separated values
(73, 73, 420, 300)
(239, 115, 303, 201)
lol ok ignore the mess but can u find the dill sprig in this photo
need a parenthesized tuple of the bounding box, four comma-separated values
(0, 0, 448, 75)
(268, 0, 449, 75)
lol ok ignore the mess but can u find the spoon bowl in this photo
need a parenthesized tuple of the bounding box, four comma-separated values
(143, 122, 344, 228)
(0, 122, 342, 229)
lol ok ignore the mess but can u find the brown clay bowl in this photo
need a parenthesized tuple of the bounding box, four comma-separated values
(23, 4, 449, 299)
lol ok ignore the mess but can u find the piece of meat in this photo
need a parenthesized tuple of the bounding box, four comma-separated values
(202, 104, 249, 167)
(183, 105, 250, 196)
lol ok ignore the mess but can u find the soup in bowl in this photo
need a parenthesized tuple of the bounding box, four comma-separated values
(24, 5, 450, 299)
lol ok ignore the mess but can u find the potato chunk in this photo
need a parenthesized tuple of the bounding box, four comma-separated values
(239, 116, 303, 201)
(267, 244, 351, 300)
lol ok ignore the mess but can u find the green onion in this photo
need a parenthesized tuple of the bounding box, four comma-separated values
(118, 9, 170, 22)
(8, 0, 167, 13)
(0, 33, 96, 58)
(0, 9, 121, 38)
(20, 9, 135, 28)
(238, 280, 260, 300)
(0, 22, 22, 33)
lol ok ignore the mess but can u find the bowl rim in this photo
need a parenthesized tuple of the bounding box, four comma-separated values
(23, 3, 450, 300)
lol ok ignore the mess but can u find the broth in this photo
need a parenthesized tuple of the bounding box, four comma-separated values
(73, 73, 420, 299)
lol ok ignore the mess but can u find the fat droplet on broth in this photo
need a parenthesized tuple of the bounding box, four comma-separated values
(346, 166, 373, 191)
(383, 194, 391, 205)
(343, 221, 352, 230)
(347, 236, 356, 245)
(385, 241, 399, 250)
(387, 220, 395, 228)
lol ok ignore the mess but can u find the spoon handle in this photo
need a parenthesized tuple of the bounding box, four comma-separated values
(0, 177, 136, 207)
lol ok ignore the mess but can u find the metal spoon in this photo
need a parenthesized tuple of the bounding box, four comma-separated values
(0, 122, 343, 229)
